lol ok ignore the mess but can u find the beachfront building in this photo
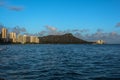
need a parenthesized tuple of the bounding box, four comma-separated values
(0, 28, 40, 44)
(17, 34, 23, 43)
(23, 35, 31, 44)
(17, 35, 31, 44)
(35, 37, 39, 43)
(9, 32, 17, 43)
(96, 40, 104, 44)
(22, 35, 27, 44)
(0, 33, 1, 39)
(26, 36, 30, 43)
(30, 36, 39, 43)
(2, 28, 7, 39)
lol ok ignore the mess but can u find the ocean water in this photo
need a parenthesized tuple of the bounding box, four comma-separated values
(0, 44, 120, 80)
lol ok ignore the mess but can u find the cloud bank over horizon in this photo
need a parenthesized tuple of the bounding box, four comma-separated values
(38, 26, 120, 44)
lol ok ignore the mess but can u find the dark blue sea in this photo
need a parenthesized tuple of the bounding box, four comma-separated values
(0, 44, 120, 80)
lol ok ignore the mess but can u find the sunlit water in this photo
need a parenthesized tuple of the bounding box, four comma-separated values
(0, 44, 120, 80)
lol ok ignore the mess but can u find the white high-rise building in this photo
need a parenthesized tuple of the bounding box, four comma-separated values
(9, 32, 16, 43)
(30, 36, 39, 43)
(17, 34, 23, 43)
(2, 28, 7, 39)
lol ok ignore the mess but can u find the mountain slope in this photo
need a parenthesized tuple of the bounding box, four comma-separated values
(39, 33, 90, 44)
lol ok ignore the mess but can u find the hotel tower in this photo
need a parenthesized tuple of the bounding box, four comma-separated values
(2, 28, 7, 39)
(9, 32, 17, 43)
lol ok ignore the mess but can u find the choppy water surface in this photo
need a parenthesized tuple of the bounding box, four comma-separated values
(0, 44, 120, 80)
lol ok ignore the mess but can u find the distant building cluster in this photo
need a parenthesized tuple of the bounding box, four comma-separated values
(0, 28, 39, 44)
(95, 40, 104, 44)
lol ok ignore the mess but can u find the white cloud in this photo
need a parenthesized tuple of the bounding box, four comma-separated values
(45, 25, 57, 32)
(11, 26, 26, 35)
(8, 6, 23, 11)
(0, 0, 23, 11)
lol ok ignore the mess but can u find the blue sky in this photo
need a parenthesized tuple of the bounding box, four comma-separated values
(0, 0, 120, 32)
(0, 0, 120, 43)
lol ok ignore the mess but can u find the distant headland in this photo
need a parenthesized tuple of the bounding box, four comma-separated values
(0, 28, 104, 44)
(39, 33, 93, 44)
